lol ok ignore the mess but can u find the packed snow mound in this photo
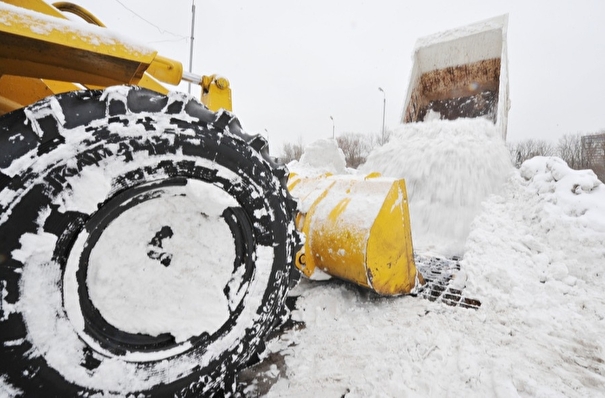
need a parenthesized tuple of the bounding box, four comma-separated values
(465, 155, 605, 295)
(520, 156, 605, 230)
(290, 138, 347, 176)
(499, 156, 605, 284)
(360, 118, 513, 256)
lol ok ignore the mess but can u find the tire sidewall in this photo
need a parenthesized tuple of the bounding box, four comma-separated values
(0, 87, 294, 396)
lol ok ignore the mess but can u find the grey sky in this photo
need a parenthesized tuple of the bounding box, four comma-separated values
(75, 0, 605, 154)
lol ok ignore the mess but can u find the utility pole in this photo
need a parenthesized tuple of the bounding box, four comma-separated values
(378, 87, 386, 143)
(187, 0, 196, 94)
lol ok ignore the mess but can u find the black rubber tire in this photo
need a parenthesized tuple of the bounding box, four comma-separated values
(0, 86, 300, 397)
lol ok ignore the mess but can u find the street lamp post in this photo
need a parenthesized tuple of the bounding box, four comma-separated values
(330, 115, 335, 139)
(378, 87, 386, 143)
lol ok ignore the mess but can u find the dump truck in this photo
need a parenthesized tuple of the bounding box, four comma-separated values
(402, 14, 509, 138)
(0, 2, 507, 396)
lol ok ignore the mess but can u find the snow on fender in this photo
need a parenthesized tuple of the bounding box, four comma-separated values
(0, 86, 300, 396)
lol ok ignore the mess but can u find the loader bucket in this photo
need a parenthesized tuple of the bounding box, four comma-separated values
(402, 15, 509, 140)
(288, 173, 423, 296)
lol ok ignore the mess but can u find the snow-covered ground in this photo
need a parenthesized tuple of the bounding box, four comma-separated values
(258, 120, 605, 397)
(2, 111, 604, 397)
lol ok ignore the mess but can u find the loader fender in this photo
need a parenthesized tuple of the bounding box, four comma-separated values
(0, 86, 300, 396)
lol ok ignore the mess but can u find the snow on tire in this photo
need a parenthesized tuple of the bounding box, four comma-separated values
(0, 86, 299, 396)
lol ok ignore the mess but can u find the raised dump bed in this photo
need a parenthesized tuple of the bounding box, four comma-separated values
(402, 15, 509, 140)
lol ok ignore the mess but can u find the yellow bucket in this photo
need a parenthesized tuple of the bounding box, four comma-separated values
(288, 173, 424, 296)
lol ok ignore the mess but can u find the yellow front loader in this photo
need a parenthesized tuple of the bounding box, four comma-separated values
(0, 1, 422, 396)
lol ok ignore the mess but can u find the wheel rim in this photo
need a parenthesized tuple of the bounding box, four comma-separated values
(63, 177, 255, 361)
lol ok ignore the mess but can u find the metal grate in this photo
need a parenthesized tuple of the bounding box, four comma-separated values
(414, 254, 481, 309)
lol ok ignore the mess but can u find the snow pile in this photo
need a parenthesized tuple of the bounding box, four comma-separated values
(465, 156, 605, 299)
(261, 156, 605, 397)
(519, 156, 605, 232)
(360, 118, 513, 256)
(289, 138, 347, 176)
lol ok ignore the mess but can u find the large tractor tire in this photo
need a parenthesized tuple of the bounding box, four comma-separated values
(0, 86, 300, 396)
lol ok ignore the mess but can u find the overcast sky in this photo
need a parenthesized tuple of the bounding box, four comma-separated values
(73, 0, 605, 154)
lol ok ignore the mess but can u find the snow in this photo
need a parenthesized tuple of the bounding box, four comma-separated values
(290, 138, 348, 176)
(3, 94, 605, 395)
(85, 180, 236, 343)
(414, 14, 507, 60)
(23, 96, 65, 138)
(0, 2, 154, 58)
(360, 118, 513, 257)
(259, 138, 605, 397)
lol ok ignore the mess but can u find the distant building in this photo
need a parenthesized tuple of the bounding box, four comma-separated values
(581, 133, 605, 182)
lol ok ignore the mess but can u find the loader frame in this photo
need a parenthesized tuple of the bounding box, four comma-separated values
(0, 0, 232, 114)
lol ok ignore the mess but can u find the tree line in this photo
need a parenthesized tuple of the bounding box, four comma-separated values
(508, 132, 605, 182)
(280, 130, 605, 183)
(280, 130, 391, 168)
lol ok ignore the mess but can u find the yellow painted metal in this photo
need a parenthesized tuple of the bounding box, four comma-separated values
(0, 92, 24, 115)
(0, 0, 231, 113)
(2, 0, 65, 16)
(146, 55, 184, 87)
(0, 74, 167, 116)
(366, 177, 422, 294)
(52, 2, 106, 27)
(201, 75, 233, 112)
(136, 74, 170, 96)
(289, 173, 423, 296)
(0, 2, 157, 87)
(0, 75, 79, 114)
